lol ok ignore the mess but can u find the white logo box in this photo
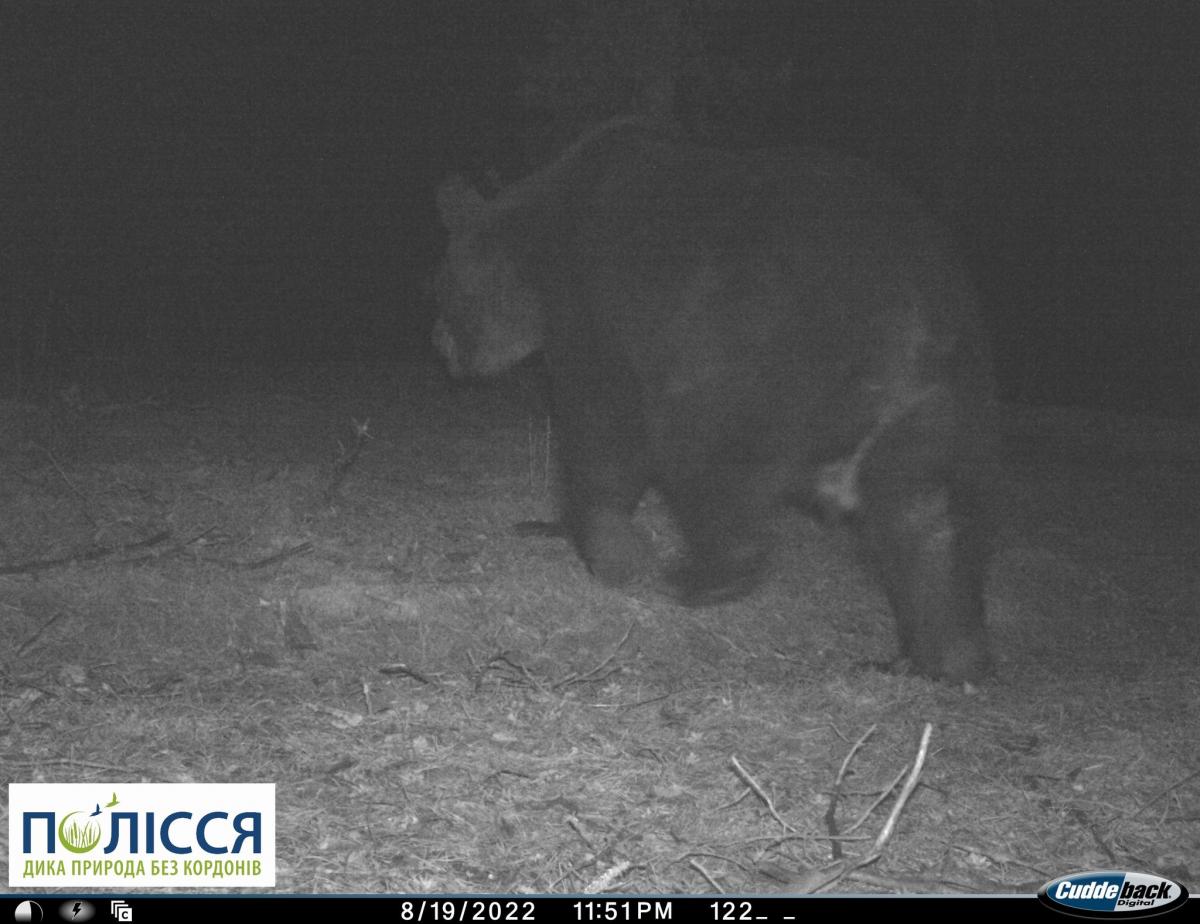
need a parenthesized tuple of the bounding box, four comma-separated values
(9, 783, 275, 888)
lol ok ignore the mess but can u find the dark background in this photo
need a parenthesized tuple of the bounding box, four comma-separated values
(2, 1, 1196, 416)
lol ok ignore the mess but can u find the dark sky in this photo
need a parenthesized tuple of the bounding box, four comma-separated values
(2, 1, 1196, 412)
(6, 4, 533, 201)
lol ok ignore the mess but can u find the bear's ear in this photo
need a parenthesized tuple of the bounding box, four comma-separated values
(436, 175, 488, 231)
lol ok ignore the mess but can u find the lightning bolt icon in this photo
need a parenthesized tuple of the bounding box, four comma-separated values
(72, 903, 82, 919)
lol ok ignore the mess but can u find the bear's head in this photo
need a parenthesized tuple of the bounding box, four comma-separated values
(432, 176, 545, 378)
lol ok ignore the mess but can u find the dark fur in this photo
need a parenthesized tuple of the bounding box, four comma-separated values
(434, 119, 996, 682)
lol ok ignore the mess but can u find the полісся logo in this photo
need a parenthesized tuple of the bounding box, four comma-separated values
(10, 783, 275, 888)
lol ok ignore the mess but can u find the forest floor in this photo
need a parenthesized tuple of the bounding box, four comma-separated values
(1, 360, 1196, 894)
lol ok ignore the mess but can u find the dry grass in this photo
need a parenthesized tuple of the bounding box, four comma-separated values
(1, 361, 1197, 894)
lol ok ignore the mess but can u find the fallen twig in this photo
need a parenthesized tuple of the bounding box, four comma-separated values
(553, 621, 635, 689)
(846, 763, 910, 835)
(378, 663, 433, 684)
(114, 525, 220, 564)
(1129, 767, 1200, 817)
(0, 755, 155, 776)
(689, 858, 723, 892)
(567, 816, 595, 851)
(827, 724, 876, 858)
(199, 541, 314, 571)
(791, 723, 935, 894)
(484, 652, 549, 691)
(865, 722, 932, 857)
(16, 610, 70, 656)
(0, 530, 172, 575)
(730, 754, 796, 833)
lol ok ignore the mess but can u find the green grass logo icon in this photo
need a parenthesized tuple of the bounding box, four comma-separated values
(57, 811, 102, 854)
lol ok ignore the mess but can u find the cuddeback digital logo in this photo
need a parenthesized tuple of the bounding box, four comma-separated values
(8, 783, 275, 888)
(1038, 871, 1189, 918)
